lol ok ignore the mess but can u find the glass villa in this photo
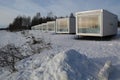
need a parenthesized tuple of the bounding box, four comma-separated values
(56, 17, 76, 34)
(76, 9, 118, 37)
(38, 24, 43, 30)
(42, 23, 48, 31)
(31, 23, 47, 31)
(31, 24, 42, 30)
(47, 21, 56, 32)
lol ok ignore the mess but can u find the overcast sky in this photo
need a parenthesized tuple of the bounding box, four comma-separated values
(0, 0, 120, 28)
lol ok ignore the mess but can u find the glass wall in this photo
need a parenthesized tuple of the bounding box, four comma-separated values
(40, 25, 43, 30)
(48, 23, 55, 31)
(42, 24, 47, 31)
(77, 14, 100, 33)
(38, 25, 42, 30)
(57, 19, 68, 32)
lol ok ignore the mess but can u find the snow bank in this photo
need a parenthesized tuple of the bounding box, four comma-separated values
(2, 49, 101, 80)
(37, 49, 99, 80)
(98, 61, 112, 80)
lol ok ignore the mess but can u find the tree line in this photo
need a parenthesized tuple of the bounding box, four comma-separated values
(7, 12, 57, 31)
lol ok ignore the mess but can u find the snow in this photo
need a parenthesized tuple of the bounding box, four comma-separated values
(0, 29, 120, 80)
(98, 61, 112, 80)
(1, 49, 100, 80)
(0, 31, 27, 48)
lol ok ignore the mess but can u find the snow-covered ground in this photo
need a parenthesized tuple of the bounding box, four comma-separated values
(0, 29, 120, 80)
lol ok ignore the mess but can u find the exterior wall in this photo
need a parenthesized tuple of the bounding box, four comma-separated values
(103, 10, 118, 36)
(69, 17, 76, 34)
(56, 18, 69, 33)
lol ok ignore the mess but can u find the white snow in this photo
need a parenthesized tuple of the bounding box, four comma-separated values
(0, 31, 27, 48)
(37, 49, 101, 80)
(1, 49, 100, 80)
(0, 29, 120, 80)
(98, 61, 112, 80)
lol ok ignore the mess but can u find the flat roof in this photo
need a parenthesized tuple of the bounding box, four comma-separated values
(76, 9, 117, 17)
(76, 9, 103, 15)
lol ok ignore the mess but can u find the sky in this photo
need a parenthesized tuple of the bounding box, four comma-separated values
(0, 0, 120, 28)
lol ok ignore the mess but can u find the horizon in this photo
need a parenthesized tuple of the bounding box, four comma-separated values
(0, 0, 120, 28)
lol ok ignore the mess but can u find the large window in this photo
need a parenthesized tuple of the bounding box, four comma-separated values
(38, 25, 42, 30)
(48, 23, 55, 31)
(40, 26, 42, 30)
(42, 24, 47, 31)
(57, 19, 68, 32)
(77, 14, 100, 33)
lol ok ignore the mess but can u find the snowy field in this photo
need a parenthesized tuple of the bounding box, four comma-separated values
(0, 29, 120, 80)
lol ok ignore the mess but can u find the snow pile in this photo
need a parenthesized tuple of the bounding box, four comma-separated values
(2, 49, 103, 80)
(98, 61, 112, 80)
(36, 49, 99, 80)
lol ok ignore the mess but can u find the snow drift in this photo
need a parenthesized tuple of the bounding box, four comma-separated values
(98, 61, 112, 80)
(2, 49, 103, 80)
(36, 49, 100, 80)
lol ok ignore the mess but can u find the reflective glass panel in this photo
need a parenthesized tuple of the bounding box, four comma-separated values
(77, 15, 100, 33)
(48, 23, 55, 31)
(57, 19, 68, 32)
